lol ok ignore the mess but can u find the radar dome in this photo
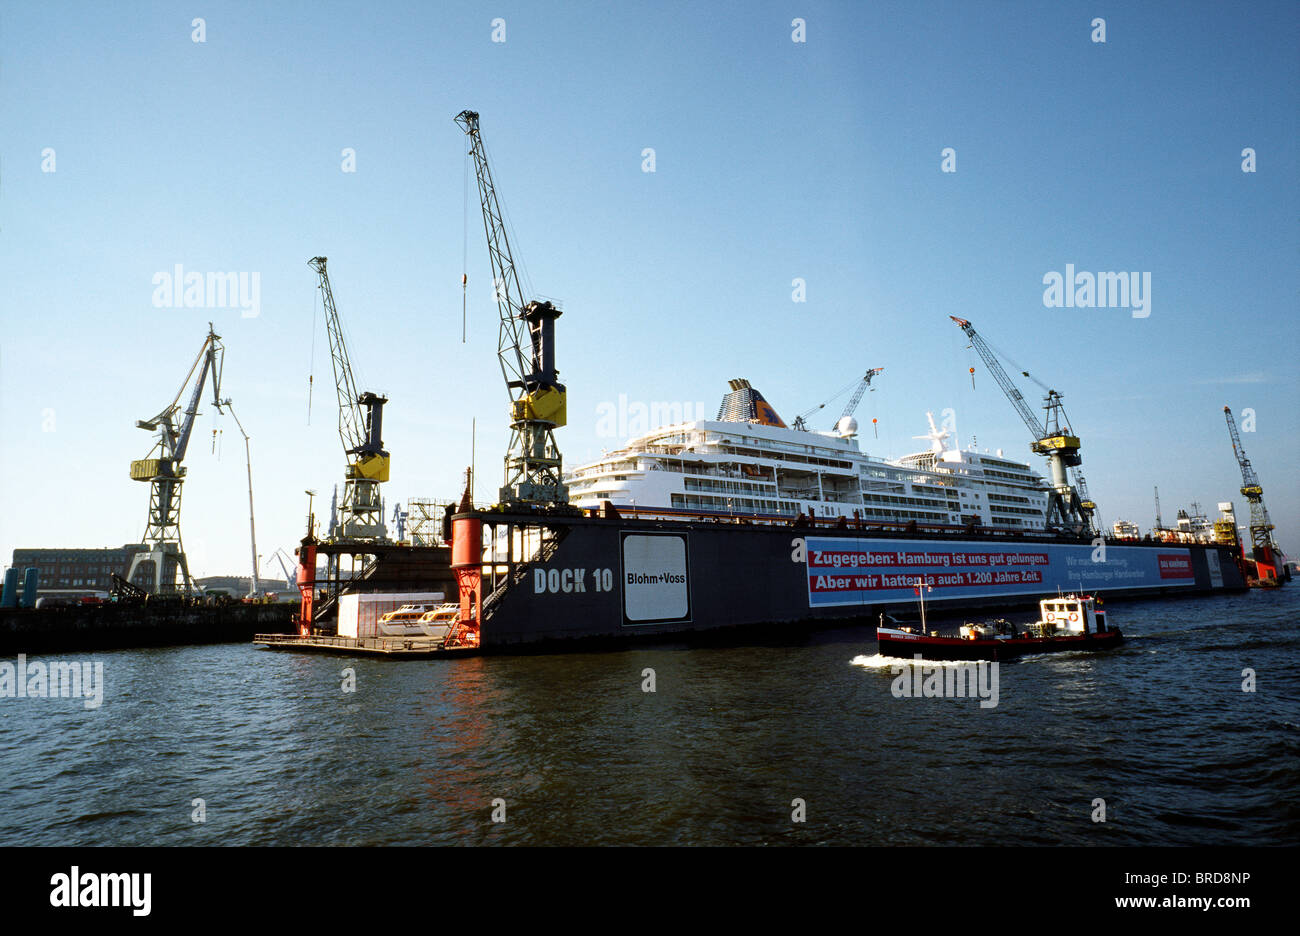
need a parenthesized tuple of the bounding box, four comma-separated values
(836, 415, 858, 437)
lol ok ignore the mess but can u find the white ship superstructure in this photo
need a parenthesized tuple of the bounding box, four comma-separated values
(566, 379, 1051, 531)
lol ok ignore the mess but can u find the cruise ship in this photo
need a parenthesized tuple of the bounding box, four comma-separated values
(284, 378, 1246, 650)
(566, 379, 1051, 532)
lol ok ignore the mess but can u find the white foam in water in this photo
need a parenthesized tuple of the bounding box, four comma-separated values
(850, 653, 977, 669)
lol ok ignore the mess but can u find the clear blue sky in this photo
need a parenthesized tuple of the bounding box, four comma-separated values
(2, 0, 1296, 577)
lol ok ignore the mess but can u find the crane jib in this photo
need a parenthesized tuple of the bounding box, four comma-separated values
(458, 108, 571, 506)
(951, 315, 1094, 535)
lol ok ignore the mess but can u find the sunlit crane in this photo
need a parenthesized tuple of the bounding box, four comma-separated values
(126, 324, 226, 593)
(950, 316, 1096, 535)
(456, 109, 570, 508)
(309, 256, 390, 540)
(792, 368, 884, 435)
(1223, 406, 1287, 583)
(263, 548, 297, 591)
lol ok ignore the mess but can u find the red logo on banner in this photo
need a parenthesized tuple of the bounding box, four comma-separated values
(1157, 554, 1194, 579)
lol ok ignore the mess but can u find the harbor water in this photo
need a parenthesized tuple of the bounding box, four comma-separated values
(1, 587, 1295, 846)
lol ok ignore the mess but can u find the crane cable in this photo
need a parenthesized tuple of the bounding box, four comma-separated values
(462, 140, 469, 343)
(307, 283, 317, 425)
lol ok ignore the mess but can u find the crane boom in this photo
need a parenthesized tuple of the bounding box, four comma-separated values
(311, 256, 366, 456)
(308, 256, 390, 540)
(457, 109, 570, 507)
(266, 548, 296, 589)
(792, 368, 883, 431)
(1223, 406, 1263, 495)
(840, 368, 884, 421)
(455, 111, 531, 398)
(950, 317, 1041, 438)
(950, 315, 1095, 535)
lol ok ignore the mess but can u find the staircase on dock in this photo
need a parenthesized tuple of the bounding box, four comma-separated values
(480, 525, 570, 623)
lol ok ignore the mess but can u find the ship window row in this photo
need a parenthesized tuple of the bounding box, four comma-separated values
(862, 480, 908, 494)
(670, 493, 799, 515)
(685, 477, 777, 495)
(718, 446, 854, 471)
(775, 487, 861, 504)
(977, 486, 1040, 501)
(985, 493, 1032, 505)
(860, 507, 948, 521)
(24, 564, 123, 574)
(575, 460, 640, 477)
(988, 505, 1044, 517)
(863, 493, 950, 509)
(910, 479, 953, 490)
(983, 468, 1036, 483)
(711, 432, 851, 460)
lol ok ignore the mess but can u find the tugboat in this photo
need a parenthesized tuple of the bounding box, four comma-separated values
(877, 587, 1123, 661)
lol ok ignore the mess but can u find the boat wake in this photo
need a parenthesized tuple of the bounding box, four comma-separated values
(851, 653, 981, 669)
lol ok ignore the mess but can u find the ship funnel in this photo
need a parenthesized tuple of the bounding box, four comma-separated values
(717, 381, 787, 428)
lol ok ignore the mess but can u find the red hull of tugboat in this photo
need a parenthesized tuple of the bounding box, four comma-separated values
(877, 628, 1124, 661)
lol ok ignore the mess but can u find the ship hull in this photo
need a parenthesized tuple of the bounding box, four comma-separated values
(877, 627, 1124, 661)
(465, 512, 1247, 648)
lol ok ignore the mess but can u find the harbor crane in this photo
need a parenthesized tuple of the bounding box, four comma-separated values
(126, 324, 226, 593)
(263, 548, 297, 591)
(456, 109, 570, 509)
(309, 256, 390, 540)
(950, 316, 1096, 535)
(1223, 406, 1287, 583)
(792, 368, 884, 434)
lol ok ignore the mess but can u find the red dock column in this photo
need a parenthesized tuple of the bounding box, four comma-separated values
(296, 541, 317, 636)
(450, 478, 482, 645)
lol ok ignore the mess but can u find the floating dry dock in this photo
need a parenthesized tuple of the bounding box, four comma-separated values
(253, 632, 477, 658)
(262, 495, 1250, 658)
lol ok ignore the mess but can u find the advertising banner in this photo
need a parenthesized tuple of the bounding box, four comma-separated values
(806, 538, 1194, 607)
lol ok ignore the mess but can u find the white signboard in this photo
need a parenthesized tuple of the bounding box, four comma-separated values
(622, 533, 690, 625)
(1206, 549, 1223, 588)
